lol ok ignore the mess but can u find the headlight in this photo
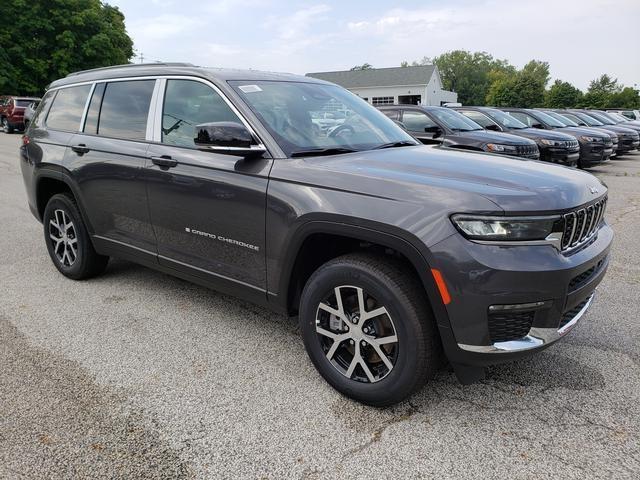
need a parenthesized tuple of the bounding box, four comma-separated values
(580, 136, 602, 142)
(539, 139, 562, 146)
(485, 143, 518, 153)
(451, 214, 563, 241)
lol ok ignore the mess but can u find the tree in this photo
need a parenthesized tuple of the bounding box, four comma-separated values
(485, 60, 549, 107)
(0, 0, 134, 95)
(350, 63, 373, 71)
(581, 74, 621, 108)
(431, 50, 515, 105)
(545, 80, 583, 108)
(607, 87, 640, 109)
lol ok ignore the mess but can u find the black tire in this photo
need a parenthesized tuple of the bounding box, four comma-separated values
(299, 253, 440, 407)
(43, 193, 109, 279)
(2, 117, 14, 134)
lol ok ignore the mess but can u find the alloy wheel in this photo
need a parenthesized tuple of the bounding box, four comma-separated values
(49, 209, 78, 267)
(315, 285, 398, 383)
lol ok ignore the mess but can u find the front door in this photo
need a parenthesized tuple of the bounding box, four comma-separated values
(400, 110, 442, 144)
(145, 78, 271, 300)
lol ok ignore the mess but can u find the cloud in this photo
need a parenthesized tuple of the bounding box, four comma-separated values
(265, 4, 332, 40)
(128, 14, 204, 40)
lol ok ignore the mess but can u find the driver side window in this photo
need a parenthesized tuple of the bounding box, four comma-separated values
(402, 111, 437, 132)
(162, 80, 241, 148)
(509, 112, 541, 128)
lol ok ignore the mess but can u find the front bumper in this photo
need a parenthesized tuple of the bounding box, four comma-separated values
(579, 142, 613, 167)
(617, 138, 640, 153)
(542, 147, 580, 166)
(430, 222, 613, 367)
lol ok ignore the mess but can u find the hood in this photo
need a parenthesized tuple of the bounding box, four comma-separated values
(507, 128, 576, 142)
(283, 146, 607, 214)
(595, 125, 639, 136)
(454, 130, 535, 145)
(556, 126, 610, 139)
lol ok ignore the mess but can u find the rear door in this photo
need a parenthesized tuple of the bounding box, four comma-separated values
(65, 79, 157, 258)
(144, 78, 271, 300)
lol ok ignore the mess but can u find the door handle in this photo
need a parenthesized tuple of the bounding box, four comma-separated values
(150, 155, 178, 168)
(71, 144, 90, 155)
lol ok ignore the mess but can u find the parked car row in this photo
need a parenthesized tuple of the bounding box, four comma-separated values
(373, 102, 638, 170)
(0, 95, 41, 133)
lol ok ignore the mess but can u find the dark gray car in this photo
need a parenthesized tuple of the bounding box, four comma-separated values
(454, 106, 580, 166)
(565, 110, 640, 155)
(378, 105, 539, 159)
(21, 64, 612, 406)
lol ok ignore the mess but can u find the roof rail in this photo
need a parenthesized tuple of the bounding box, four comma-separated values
(66, 62, 196, 77)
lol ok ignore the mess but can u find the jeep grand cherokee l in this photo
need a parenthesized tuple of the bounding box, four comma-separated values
(454, 107, 580, 166)
(378, 105, 539, 159)
(565, 110, 640, 156)
(21, 64, 612, 406)
(501, 108, 612, 169)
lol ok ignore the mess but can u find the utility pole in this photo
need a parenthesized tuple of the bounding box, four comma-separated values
(139, 52, 144, 64)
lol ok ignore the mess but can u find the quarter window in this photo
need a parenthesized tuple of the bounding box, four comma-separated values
(162, 80, 242, 148)
(31, 92, 56, 129)
(46, 85, 92, 131)
(98, 80, 155, 141)
(401, 111, 437, 131)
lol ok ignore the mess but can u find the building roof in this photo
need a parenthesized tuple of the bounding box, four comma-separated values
(306, 65, 436, 88)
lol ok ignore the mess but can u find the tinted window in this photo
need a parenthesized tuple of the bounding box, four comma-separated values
(381, 109, 399, 120)
(98, 80, 155, 140)
(162, 80, 241, 148)
(484, 109, 527, 129)
(46, 85, 92, 131)
(508, 112, 542, 128)
(460, 110, 495, 128)
(31, 92, 56, 129)
(402, 111, 437, 131)
(16, 99, 32, 107)
(429, 107, 482, 131)
(83, 83, 106, 134)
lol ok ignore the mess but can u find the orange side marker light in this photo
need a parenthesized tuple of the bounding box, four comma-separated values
(431, 268, 451, 305)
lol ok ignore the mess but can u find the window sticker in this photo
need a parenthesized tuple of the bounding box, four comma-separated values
(239, 84, 263, 93)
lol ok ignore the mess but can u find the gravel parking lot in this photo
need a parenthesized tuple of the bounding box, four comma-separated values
(1, 132, 639, 479)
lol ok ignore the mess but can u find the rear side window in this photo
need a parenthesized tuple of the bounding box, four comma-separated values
(16, 99, 32, 107)
(46, 85, 92, 131)
(161, 79, 241, 148)
(98, 80, 155, 141)
(31, 92, 56, 129)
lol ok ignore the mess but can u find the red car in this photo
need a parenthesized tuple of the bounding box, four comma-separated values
(0, 95, 41, 133)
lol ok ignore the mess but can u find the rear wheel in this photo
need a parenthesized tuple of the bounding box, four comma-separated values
(299, 253, 440, 406)
(43, 193, 109, 279)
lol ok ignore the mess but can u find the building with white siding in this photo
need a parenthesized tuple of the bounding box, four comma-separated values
(306, 65, 457, 106)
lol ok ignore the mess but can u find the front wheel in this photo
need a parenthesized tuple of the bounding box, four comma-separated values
(299, 253, 440, 406)
(43, 193, 109, 279)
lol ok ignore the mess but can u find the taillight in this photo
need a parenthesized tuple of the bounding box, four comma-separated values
(22, 135, 30, 146)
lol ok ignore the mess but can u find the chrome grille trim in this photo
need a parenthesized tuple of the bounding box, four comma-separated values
(561, 197, 607, 252)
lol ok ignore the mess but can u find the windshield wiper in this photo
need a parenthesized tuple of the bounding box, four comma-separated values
(372, 140, 417, 149)
(290, 147, 358, 157)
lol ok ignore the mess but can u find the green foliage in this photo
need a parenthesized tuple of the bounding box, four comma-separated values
(350, 63, 373, 71)
(0, 0, 134, 95)
(485, 60, 549, 107)
(545, 80, 583, 108)
(607, 87, 640, 109)
(430, 50, 515, 105)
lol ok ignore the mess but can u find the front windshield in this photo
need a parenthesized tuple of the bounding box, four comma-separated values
(586, 111, 615, 125)
(544, 111, 575, 126)
(484, 108, 528, 129)
(428, 107, 482, 131)
(572, 112, 604, 126)
(533, 110, 566, 128)
(230, 81, 418, 156)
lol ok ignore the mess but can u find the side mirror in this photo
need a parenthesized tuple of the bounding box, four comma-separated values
(194, 122, 266, 157)
(425, 125, 442, 137)
(485, 124, 500, 132)
(532, 124, 544, 129)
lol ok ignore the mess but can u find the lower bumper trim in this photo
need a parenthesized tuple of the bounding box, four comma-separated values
(457, 293, 594, 353)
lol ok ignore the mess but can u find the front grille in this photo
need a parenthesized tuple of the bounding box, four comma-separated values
(560, 196, 607, 251)
(559, 297, 590, 330)
(488, 311, 534, 343)
(568, 258, 605, 292)
(560, 139, 580, 150)
(515, 144, 539, 156)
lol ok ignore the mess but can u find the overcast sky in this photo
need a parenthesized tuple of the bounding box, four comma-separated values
(109, 0, 640, 91)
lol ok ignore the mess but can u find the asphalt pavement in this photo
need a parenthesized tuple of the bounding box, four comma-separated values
(0, 132, 638, 479)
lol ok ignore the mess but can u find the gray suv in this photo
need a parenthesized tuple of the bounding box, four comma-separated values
(20, 64, 612, 406)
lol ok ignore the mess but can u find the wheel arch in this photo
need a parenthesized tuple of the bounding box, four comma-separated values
(277, 220, 450, 328)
